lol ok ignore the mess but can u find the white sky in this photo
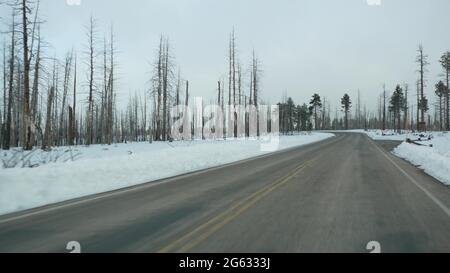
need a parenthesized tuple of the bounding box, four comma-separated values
(2, 0, 450, 113)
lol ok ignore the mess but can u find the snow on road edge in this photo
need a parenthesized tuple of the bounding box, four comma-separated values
(393, 133, 450, 186)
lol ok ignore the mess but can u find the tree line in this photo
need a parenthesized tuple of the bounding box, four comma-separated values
(0, 1, 266, 151)
(1, 1, 448, 151)
(277, 45, 450, 134)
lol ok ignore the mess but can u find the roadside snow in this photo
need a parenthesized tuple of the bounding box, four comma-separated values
(323, 129, 414, 140)
(365, 130, 417, 141)
(0, 133, 334, 215)
(393, 132, 450, 186)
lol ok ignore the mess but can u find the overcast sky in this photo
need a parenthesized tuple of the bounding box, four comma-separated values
(2, 0, 450, 113)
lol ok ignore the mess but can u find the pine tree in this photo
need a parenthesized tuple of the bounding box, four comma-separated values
(309, 93, 322, 130)
(389, 85, 405, 133)
(435, 81, 447, 131)
(341, 93, 351, 130)
(439, 52, 450, 130)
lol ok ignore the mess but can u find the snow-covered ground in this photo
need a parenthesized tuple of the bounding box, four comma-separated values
(393, 132, 450, 186)
(0, 133, 334, 215)
(325, 129, 434, 141)
(322, 129, 415, 140)
(364, 130, 430, 141)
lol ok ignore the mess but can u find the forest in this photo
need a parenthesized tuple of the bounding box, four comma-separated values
(0, 0, 449, 152)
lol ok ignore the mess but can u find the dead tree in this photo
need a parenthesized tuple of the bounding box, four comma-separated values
(237, 61, 241, 105)
(30, 26, 40, 145)
(1, 43, 6, 148)
(3, 11, 15, 150)
(42, 86, 54, 150)
(155, 37, 163, 141)
(20, 0, 33, 150)
(69, 54, 77, 145)
(382, 84, 386, 131)
(416, 80, 420, 131)
(252, 50, 260, 136)
(86, 15, 97, 145)
(228, 34, 232, 108)
(107, 25, 115, 145)
(59, 51, 72, 145)
(416, 45, 429, 130)
(403, 84, 408, 130)
(162, 40, 169, 141)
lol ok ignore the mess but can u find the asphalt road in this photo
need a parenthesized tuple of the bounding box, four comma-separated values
(1, 133, 450, 253)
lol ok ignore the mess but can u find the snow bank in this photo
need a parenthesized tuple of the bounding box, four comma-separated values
(323, 129, 414, 140)
(365, 130, 415, 141)
(393, 132, 450, 186)
(0, 133, 334, 215)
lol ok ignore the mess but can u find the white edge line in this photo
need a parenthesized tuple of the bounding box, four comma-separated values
(370, 138, 450, 218)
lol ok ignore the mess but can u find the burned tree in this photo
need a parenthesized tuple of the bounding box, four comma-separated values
(416, 45, 429, 131)
(85, 15, 97, 145)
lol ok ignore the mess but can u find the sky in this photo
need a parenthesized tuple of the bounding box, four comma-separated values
(2, 0, 450, 114)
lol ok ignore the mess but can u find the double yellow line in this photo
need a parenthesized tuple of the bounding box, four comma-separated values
(158, 158, 316, 253)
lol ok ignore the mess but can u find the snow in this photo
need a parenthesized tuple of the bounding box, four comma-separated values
(393, 132, 450, 186)
(323, 129, 412, 140)
(0, 133, 334, 216)
(365, 130, 416, 141)
(328, 129, 433, 141)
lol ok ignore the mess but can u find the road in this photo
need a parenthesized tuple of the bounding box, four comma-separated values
(1, 133, 450, 253)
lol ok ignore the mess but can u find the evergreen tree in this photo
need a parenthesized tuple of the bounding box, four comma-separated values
(439, 52, 450, 130)
(298, 103, 310, 131)
(389, 85, 405, 133)
(435, 81, 447, 131)
(341, 93, 351, 130)
(308, 93, 322, 130)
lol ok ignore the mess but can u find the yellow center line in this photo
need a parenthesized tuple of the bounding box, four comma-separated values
(158, 157, 317, 253)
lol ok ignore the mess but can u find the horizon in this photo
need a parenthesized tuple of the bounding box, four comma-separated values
(1, 0, 450, 116)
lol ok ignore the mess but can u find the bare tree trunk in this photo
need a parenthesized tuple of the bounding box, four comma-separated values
(108, 25, 115, 145)
(238, 62, 241, 106)
(4, 12, 15, 150)
(231, 30, 237, 138)
(59, 52, 72, 145)
(101, 37, 107, 143)
(68, 105, 73, 145)
(185, 80, 189, 107)
(322, 97, 326, 130)
(252, 50, 259, 136)
(162, 40, 169, 141)
(403, 84, 408, 130)
(42, 87, 54, 150)
(30, 27, 41, 147)
(417, 45, 429, 130)
(217, 81, 221, 105)
(71, 55, 77, 145)
(416, 80, 420, 131)
(445, 61, 450, 131)
(382, 84, 386, 131)
(1, 43, 6, 149)
(22, 0, 32, 150)
(185, 80, 189, 138)
(155, 37, 163, 141)
(87, 16, 95, 145)
(228, 34, 232, 107)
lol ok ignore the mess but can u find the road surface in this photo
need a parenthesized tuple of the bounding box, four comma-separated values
(1, 133, 450, 253)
